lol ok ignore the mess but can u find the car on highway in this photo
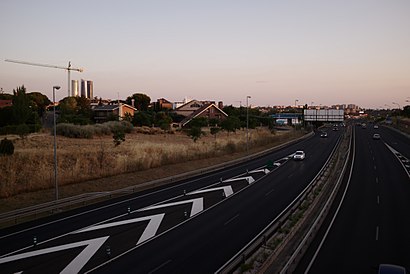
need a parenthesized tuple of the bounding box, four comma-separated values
(320, 131, 328, 138)
(378, 264, 406, 274)
(373, 133, 381, 140)
(374, 125, 379, 129)
(293, 150, 305, 160)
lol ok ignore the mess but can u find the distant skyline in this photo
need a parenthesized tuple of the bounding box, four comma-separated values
(1, 0, 409, 109)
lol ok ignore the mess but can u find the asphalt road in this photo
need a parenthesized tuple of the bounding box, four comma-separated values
(295, 125, 410, 274)
(0, 127, 342, 273)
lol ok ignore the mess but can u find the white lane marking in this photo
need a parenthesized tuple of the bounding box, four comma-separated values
(74, 213, 165, 245)
(148, 259, 172, 274)
(0, 236, 109, 274)
(374, 165, 377, 170)
(377, 195, 380, 205)
(224, 214, 239, 226)
(138, 198, 204, 217)
(189, 186, 234, 197)
(265, 189, 275, 196)
(223, 176, 255, 185)
(249, 168, 270, 175)
(376, 177, 379, 184)
(376, 226, 379, 241)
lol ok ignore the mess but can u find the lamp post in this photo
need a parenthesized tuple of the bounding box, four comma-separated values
(53, 86, 61, 201)
(246, 95, 251, 154)
(295, 99, 299, 108)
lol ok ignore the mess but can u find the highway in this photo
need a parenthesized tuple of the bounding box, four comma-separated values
(0, 128, 342, 273)
(296, 125, 410, 273)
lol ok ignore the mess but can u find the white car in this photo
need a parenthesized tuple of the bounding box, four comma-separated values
(373, 133, 381, 140)
(293, 151, 305, 160)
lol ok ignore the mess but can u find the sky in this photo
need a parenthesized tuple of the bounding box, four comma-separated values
(1, 0, 409, 109)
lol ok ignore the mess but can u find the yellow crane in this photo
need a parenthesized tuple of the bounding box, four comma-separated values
(5, 59, 84, 97)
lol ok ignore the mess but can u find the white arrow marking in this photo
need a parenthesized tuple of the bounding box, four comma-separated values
(138, 198, 204, 217)
(0, 236, 109, 274)
(189, 186, 234, 197)
(74, 213, 165, 245)
(223, 176, 255, 184)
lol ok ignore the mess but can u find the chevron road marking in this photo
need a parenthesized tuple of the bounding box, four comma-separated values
(138, 198, 204, 217)
(223, 176, 255, 184)
(74, 213, 165, 245)
(0, 236, 109, 274)
(188, 186, 234, 197)
(249, 168, 270, 175)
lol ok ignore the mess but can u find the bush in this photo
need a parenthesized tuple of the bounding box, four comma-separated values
(55, 121, 133, 139)
(0, 138, 14, 155)
(16, 123, 30, 139)
(113, 130, 126, 146)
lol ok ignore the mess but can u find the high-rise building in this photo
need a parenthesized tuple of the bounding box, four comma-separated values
(80, 79, 87, 97)
(71, 80, 79, 97)
(80, 79, 94, 99)
(86, 80, 93, 99)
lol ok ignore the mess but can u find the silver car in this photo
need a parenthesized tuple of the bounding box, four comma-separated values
(293, 151, 305, 160)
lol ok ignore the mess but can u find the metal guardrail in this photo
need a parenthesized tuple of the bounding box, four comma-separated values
(0, 131, 314, 227)
(216, 130, 347, 274)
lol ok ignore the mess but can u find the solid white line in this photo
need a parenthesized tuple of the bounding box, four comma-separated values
(376, 226, 379, 241)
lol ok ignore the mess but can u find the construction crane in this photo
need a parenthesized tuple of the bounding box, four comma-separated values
(5, 59, 84, 97)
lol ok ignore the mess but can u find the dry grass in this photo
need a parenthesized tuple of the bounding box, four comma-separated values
(0, 127, 303, 212)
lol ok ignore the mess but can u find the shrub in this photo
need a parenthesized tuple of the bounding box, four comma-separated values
(16, 124, 30, 139)
(0, 138, 14, 155)
(113, 130, 125, 146)
(55, 121, 133, 139)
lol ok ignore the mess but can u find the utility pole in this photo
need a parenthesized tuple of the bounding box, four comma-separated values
(246, 95, 251, 154)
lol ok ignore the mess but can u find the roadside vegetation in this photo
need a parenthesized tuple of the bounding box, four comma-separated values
(0, 128, 303, 199)
(0, 86, 310, 201)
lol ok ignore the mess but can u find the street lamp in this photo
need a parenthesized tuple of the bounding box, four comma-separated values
(246, 95, 251, 154)
(295, 99, 299, 108)
(53, 86, 61, 201)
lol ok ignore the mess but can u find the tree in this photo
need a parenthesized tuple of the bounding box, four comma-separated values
(126, 93, 151, 111)
(59, 96, 92, 124)
(28, 92, 51, 118)
(210, 126, 220, 140)
(188, 126, 204, 142)
(0, 138, 14, 156)
(154, 112, 172, 130)
(221, 116, 241, 135)
(12, 86, 31, 124)
(133, 111, 153, 127)
(113, 130, 125, 146)
(189, 117, 208, 128)
(403, 105, 410, 118)
(0, 107, 13, 127)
